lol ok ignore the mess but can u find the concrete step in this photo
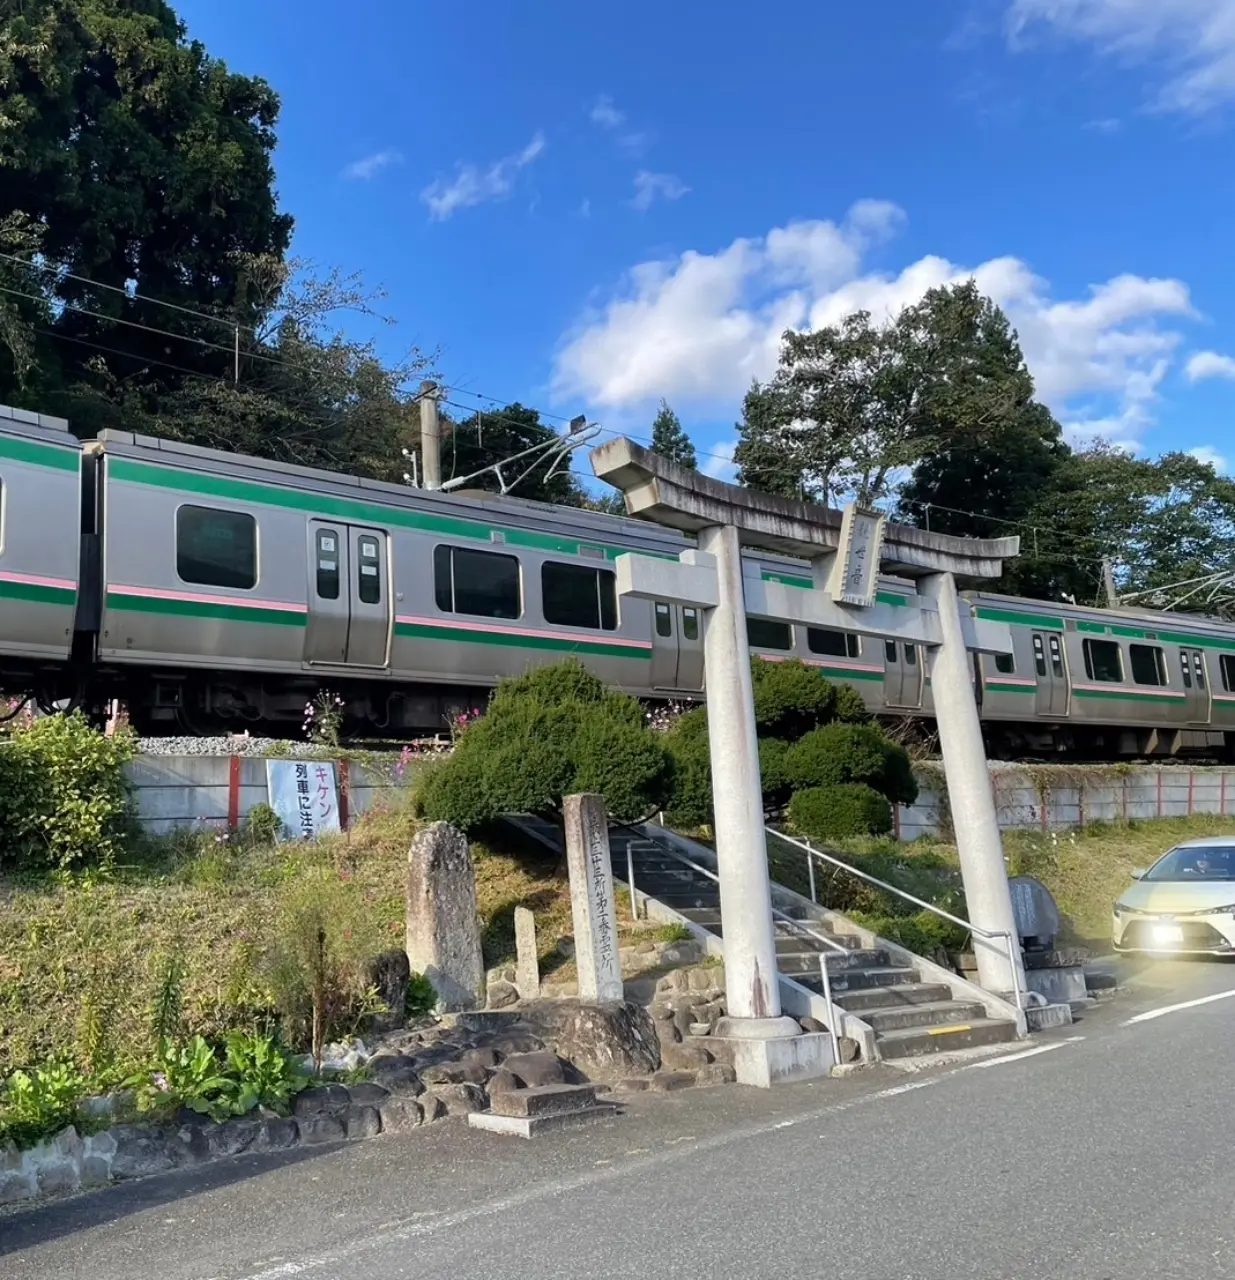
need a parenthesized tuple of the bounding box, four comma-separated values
(797, 966, 920, 997)
(780, 948, 891, 976)
(641, 891, 721, 910)
(876, 1018, 1019, 1060)
(863, 1000, 988, 1034)
(832, 983, 955, 1013)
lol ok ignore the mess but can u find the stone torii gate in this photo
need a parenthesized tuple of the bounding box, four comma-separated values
(592, 439, 1026, 1052)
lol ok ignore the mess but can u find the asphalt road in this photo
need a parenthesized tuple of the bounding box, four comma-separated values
(5, 955, 1235, 1280)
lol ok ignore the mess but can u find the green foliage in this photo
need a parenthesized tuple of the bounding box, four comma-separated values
(220, 1031, 310, 1115)
(649, 399, 697, 470)
(263, 865, 389, 1068)
(418, 661, 672, 831)
(244, 803, 284, 847)
(832, 684, 871, 724)
(406, 972, 437, 1019)
(663, 711, 714, 829)
(0, 1058, 89, 1151)
(441, 402, 583, 505)
(0, 712, 134, 870)
(788, 784, 894, 840)
(758, 738, 794, 808)
(751, 658, 836, 740)
(851, 910, 968, 956)
(786, 723, 918, 805)
(654, 922, 693, 943)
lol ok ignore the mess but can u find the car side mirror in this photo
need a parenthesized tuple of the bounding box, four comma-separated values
(1130, 868, 1147, 881)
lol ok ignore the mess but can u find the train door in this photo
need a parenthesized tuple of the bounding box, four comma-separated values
(678, 605, 704, 690)
(884, 641, 923, 709)
(649, 601, 679, 689)
(1032, 631, 1067, 717)
(1179, 648, 1211, 725)
(304, 521, 392, 668)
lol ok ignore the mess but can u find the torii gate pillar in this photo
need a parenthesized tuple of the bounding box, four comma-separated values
(592, 439, 1028, 1035)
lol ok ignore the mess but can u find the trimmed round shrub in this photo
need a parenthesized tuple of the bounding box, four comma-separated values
(785, 723, 888, 791)
(849, 910, 968, 957)
(572, 716, 674, 822)
(758, 737, 793, 808)
(750, 658, 835, 740)
(832, 684, 871, 724)
(880, 740, 919, 806)
(788, 783, 893, 840)
(663, 713, 713, 829)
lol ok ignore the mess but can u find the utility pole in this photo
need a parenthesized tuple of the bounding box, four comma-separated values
(419, 380, 441, 491)
(1101, 558, 1119, 609)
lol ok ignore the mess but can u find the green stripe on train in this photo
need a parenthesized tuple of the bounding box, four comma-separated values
(394, 621, 652, 660)
(0, 581, 77, 606)
(106, 593, 307, 628)
(109, 458, 662, 561)
(974, 607, 1065, 630)
(0, 436, 79, 472)
(985, 681, 1036, 694)
(1073, 687, 1187, 703)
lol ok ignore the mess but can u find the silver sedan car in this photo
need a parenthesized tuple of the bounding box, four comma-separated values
(1113, 837, 1235, 956)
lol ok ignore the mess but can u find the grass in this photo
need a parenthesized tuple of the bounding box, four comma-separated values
(0, 802, 671, 1075)
(765, 815, 1235, 952)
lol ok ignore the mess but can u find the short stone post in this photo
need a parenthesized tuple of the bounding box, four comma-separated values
(406, 821, 485, 1011)
(563, 794, 623, 1002)
(514, 906, 541, 1000)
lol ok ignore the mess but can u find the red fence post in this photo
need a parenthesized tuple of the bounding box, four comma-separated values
(1157, 770, 1164, 819)
(227, 755, 241, 832)
(1188, 770, 1195, 816)
(1223, 772, 1228, 817)
(338, 758, 351, 831)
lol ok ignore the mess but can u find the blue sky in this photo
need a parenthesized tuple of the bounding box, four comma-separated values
(176, 0, 1235, 481)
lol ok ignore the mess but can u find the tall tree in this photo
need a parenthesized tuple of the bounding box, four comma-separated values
(649, 399, 697, 469)
(0, 0, 292, 403)
(442, 402, 583, 506)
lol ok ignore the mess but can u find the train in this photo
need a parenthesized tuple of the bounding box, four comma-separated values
(3, 402, 1235, 759)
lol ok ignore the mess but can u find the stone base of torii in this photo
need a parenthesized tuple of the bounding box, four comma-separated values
(591, 439, 1028, 1082)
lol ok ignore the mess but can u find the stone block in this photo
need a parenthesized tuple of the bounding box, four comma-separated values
(723, 1032, 834, 1089)
(661, 1041, 712, 1071)
(502, 1051, 566, 1088)
(1026, 965, 1089, 1007)
(0, 1169, 36, 1204)
(694, 1063, 737, 1087)
(1023, 947, 1090, 970)
(420, 1060, 487, 1086)
(486, 1068, 519, 1096)
(110, 1125, 178, 1179)
(298, 1114, 347, 1145)
(1026, 1003, 1073, 1031)
(467, 1104, 618, 1139)
(407, 822, 485, 1011)
(204, 1119, 261, 1160)
(487, 981, 519, 1009)
(515, 907, 541, 1000)
(426, 1083, 487, 1116)
(490, 1084, 600, 1119)
(252, 1118, 299, 1151)
(37, 1160, 80, 1195)
(345, 1105, 383, 1139)
(368, 1057, 424, 1096)
(377, 1097, 424, 1134)
(421, 1095, 447, 1123)
(294, 1084, 349, 1116)
(345, 1082, 391, 1106)
(81, 1154, 113, 1187)
(520, 999, 661, 1081)
(615, 1077, 650, 1093)
(463, 1046, 503, 1071)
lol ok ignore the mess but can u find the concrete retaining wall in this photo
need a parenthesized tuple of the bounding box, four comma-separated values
(127, 755, 417, 833)
(897, 765, 1235, 842)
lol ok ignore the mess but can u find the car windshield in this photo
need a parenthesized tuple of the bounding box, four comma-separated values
(1143, 845, 1235, 882)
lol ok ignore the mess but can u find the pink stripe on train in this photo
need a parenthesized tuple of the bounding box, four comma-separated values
(108, 584, 308, 612)
(396, 613, 653, 649)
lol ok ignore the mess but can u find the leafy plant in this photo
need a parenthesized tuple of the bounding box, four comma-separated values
(788, 783, 894, 840)
(0, 1058, 89, 1151)
(654, 922, 693, 944)
(0, 712, 134, 870)
(304, 691, 345, 749)
(244, 803, 284, 847)
(221, 1031, 310, 1114)
(406, 971, 437, 1018)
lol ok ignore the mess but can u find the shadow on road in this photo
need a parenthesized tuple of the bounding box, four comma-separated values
(0, 1139, 342, 1257)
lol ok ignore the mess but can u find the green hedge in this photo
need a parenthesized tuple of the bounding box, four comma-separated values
(788, 783, 893, 840)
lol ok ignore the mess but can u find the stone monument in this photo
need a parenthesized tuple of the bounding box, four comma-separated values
(515, 906, 541, 1000)
(563, 794, 623, 1002)
(406, 821, 485, 1011)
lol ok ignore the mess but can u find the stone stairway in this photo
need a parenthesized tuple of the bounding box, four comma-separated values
(608, 827, 1021, 1063)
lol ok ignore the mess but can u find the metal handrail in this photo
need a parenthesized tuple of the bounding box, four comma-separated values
(614, 826, 844, 1063)
(768, 826, 1027, 1013)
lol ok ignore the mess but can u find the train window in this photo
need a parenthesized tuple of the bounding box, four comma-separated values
(357, 536, 381, 605)
(1181, 653, 1192, 689)
(315, 529, 340, 600)
(807, 628, 860, 658)
(1194, 653, 1206, 689)
(176, 506, 257, 590)
(1032, 635, 1047, 676)
(1083, 638, 1123, 683)
(683, 607, 700, 641)
(1048, 636, 1064, 678)
(1221, 655, 1235, 692)
(994, 652, 1015, 675)
(904, 644, 917, 667)
(885, 641, 898, 664)
(1129, 643, 1167, 686)
(542, 562, 618, 630)
(654, 602, 673, 638)
(747, 618, 793, 651)
(434, 545, 520, 619)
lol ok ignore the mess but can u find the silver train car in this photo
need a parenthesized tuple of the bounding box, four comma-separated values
(2, 403, 1235, 758)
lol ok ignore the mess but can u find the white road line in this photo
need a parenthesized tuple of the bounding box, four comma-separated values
(1123, 986, 1235, 1025)
(965, 1042, 1068, 1069)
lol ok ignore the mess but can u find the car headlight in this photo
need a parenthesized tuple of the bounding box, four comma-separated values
(1113, 902, 1132, 918)
(1195, 903, 1235, 916)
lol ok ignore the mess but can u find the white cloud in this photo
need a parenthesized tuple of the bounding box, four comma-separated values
(552, 200, 1196, 454)
(420, 133, 546, 221)
(590, 95, 625, 129)
(1189, 444, 1229, 471)
(701, 440, 737, 482)
(1007, 0, 1235, 114)
(1186, 350, 1235, 381)
(341, 149, 402, 180)
(631, 171, 690, 212)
